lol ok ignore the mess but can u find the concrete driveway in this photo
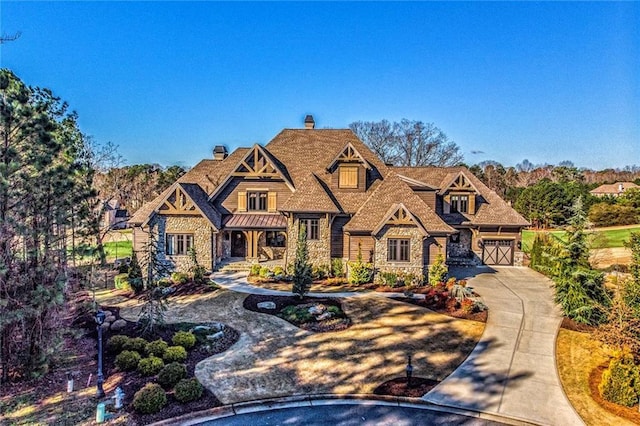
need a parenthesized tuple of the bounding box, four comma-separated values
(424, 267, 584, 426)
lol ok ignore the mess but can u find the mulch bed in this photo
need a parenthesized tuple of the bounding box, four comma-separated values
(373, 377, 440, 398)
(243, 294, 352, 332)
(98, 306, 239, 425)
(589, 364, 640, 424)
(560, 316, 596, 332)
(391, 297, 488, 323)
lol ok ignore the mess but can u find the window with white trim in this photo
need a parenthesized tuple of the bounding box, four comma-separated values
(166, 234, 194, 255)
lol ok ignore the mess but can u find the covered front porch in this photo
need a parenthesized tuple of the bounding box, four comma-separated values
(221, 214, 288, 263)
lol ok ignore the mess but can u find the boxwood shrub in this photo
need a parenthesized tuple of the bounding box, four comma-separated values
(123, 337, 148, 353)
(172, 331, 196, 350)
(163, 345, 188, 363)
(157, 362, 187, 389)
(137, 356, 165, 376)
(174, 378, 204, 403)
(145, 339, 168, 357)
(106, 335, 130, 354)
(115, 350, 141, 371)
(132, 383, 167, 414)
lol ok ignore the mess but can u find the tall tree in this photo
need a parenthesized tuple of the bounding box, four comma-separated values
(349, 119, 463, 167)
(292, 224, 312, 299)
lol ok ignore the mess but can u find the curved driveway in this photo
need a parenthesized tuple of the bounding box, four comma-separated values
(423, 267, 584, 426)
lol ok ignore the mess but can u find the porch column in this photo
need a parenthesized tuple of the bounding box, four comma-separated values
(242, 230, 264, 263)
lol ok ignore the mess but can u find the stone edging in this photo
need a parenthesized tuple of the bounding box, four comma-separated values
(148, 394, 542, 426)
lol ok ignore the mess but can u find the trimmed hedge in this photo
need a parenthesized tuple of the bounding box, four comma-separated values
(132, 383, 167, 414)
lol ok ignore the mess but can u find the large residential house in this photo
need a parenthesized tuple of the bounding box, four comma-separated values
(589, 182, 639, 197)
(129, 117, 529, 278)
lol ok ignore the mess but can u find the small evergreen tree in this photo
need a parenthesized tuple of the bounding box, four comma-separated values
(348, 243, 373, 285)
(138, 227, 170, 336)
(292, 223, 312, 299)
(428, 252, 448, 285)
(128, 251, 143, 293)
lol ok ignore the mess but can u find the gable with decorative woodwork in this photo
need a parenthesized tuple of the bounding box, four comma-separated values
(441, 173, 478, 215)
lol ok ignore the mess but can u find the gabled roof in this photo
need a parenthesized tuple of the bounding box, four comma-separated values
(326, 142, 371, 171)
(372, 203, 429, 236)
(590, 182, 639, 195)
(280, 173, 342, 213)
(140, 182, 221, 230)
(344, 172, 454, 234)
(392, 166, 529, 227)
(129, 149, 248, 226)
(208, 144, 295, 201)
(438, 171, 480, 195)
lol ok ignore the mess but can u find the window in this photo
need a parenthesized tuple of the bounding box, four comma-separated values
(166, 234, 193, 255)
(450, 195, 469, 213)
(247, 191, 267, 211)
(300, 219, 319, 240)
(388, 238, 410, 262)
(339, 166, 359, 188)
(266, 231, 285, 247)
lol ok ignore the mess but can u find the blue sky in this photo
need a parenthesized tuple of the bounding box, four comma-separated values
(1, 2, 638, 170)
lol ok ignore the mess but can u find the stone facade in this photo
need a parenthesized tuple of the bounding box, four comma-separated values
(155, 215, 216, 272)
(447, 229, 472, 258)
(373, 225, 426, 276)
(286, 215, 331, 268)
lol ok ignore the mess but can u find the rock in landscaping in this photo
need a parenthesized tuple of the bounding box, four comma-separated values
(308, 304, 326, 315)
(192, 325, 212, 332)
(257, 301, 276, 310)
(316, 312, 334, 321)
(102, 310, 113, 318)
(206, 331, 224, 340)
(110, 319, 127, 332)
(105, 315, 117, 323)
(100, 322, 111, 331)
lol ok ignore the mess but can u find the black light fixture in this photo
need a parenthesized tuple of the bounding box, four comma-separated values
(405, 355, 413, 387)
(95, 310, 106, 398)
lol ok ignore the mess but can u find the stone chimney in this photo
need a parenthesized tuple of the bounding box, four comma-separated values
(213, 145, 228, 161)
(304, 115, 315, 129)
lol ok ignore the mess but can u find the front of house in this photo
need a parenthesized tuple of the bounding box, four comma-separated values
(129, 116, 529, 278)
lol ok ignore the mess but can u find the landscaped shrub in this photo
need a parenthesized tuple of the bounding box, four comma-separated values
(174, 378, 204, 403)
(259, 266, 271, 278)
(171, 272, 189, 285)
(137, 356, 165, 376)
(163, 345, 188, 363)
(107, 335, 131, 354)
(157, 362, 187, 388)
(114, 273, 131, 291)
(312, 265, 330, 280)
(250, 264, 262, 276)
(128, 251, 144, 294)
(172, 331, 196, 350)
(124, 337, 148, 353)
(326, 305, 342, 316)
(325, 277, 348, 285)
(460, 298, 476, 314)
(132, 383, 167, 414)
(450, 284, 474, 301)
(599, 353, 640, 407)
(348, 260, 373, 285)
(273, 266, 285, 276)
(379, 272, 398, 287)
(115, 350, 142, 371)
(145, 339, 169, 357)
(428, 253, 448, 285)
(280, 305, 314, 324)
(331, 258, 345, 278)
(157, 277, 173, 288)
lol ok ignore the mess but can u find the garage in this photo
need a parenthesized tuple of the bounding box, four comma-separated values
(482, 239, 514, 265)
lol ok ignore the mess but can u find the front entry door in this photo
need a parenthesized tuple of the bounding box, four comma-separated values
(231, 231, 246, 257)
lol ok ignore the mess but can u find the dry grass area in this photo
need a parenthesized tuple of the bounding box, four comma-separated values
(590, 247, 633, 269)
(556, 329, 639, 426)
(110, 289, 484, 405)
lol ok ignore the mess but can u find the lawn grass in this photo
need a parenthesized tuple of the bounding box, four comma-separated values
(522, 225, 640, 252)
(556, 329, 639, 426)
(103, 240, 132, 259)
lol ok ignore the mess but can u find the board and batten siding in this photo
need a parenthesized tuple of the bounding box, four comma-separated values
(348, 234, 375, 262)
(213, 177, 292, 214)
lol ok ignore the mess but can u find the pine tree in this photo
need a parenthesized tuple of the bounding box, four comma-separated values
(292, 223, 312, 299)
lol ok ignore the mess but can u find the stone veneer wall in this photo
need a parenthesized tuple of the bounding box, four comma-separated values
(155, 215, 215, 272)
(447, 229, 473, 258)
(286, 215, 331, 268)
(374, 225, 425, 276)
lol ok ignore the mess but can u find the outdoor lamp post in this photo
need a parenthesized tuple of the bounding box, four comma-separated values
(406, 355, 413, 387)
(95, 310, 106, 398)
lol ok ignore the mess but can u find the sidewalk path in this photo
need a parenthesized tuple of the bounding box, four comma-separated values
(423, 267, 584, 426)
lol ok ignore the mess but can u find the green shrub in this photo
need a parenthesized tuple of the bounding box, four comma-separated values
(137, 356, 165, 376)
(331, 258, 345, 278)
(451, 284, 474, 301)
(599, 353, 640, 407)
(273, 266, 285, 276)
(123, 337, 148, 353)
(250, 264, 262, 276)
(174, 378, 204, 403)
(114, 273, 131, 291)
(326, 305, 343, 317)
(157, 278, 173, 288)
(428, 253, 448, 285)
(106, 335, 131, 354)
(348, 261, 373, 284)
(171, 272, 189, 285)
(172, 331, 196, 350)
(280, 305, 313, 324)
(163, 345, 188, 363)
(132, 383, 167, 414)
(312, 265, 330, 280)
(157, 362, 187, 388)
(145, 339, 168, 357)
(259, 266, 271, 278)
(115, 350, 141, 371)
(379, 272, 398, 287)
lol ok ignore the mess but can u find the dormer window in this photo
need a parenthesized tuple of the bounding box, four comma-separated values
(451, 195, 469, 213)
(247, 191, 267, 211)
(339, 166, 359, 189)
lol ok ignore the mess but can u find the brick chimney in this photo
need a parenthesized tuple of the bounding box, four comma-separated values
(213, 145, 228, 160)
(304, 115, 315, 129)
